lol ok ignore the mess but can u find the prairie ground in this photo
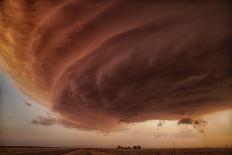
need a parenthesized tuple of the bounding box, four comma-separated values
(75, 148, 232, 155)
(1, 147, 232, 155)
(0, 146, 75, 155)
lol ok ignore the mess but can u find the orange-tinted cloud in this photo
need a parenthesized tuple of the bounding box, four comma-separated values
(0, 0, 231, 131)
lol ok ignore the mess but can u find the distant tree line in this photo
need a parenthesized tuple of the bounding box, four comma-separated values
(117, 145, 142, 149)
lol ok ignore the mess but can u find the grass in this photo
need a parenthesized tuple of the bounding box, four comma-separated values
(75, 148, 232, 155)
(0, 146, 75, 155)
(0, 147, 232, 155)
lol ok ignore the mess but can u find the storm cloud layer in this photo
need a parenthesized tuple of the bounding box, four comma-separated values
(0, 0, 232, 131)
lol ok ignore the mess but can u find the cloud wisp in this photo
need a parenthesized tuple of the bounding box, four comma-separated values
(31, 116, 58, 126)
(23, 100, 33, 107)
(0, 0, 232, 131)
(178, 118, 208, 133)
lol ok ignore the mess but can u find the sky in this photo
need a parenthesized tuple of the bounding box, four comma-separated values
(0, 0, 232, 147)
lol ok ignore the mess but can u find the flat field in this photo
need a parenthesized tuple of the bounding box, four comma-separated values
(0, 146, 75, 155)
(1, 147, 232, 155)
(81, 148, 232, 155)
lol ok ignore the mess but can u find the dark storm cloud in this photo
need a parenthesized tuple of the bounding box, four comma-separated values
(0, 0, 232, 131)
(178, 118, 207, 133)
(31, 116, 57, 126)
(178, 118, 207, 126)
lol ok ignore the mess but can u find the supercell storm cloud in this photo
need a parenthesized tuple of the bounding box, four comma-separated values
(0, 0, 232, 131)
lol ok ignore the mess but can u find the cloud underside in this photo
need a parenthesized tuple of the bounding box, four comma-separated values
(0, 0, 232, 131)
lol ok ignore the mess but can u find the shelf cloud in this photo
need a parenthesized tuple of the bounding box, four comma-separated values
(0, 0, 231, 131)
